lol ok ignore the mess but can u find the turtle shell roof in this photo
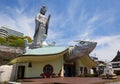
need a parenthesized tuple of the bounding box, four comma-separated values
(23, 46, 68, 56)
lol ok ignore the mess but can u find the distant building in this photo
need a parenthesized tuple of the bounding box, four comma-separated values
(0, 26, 23, 37)
(111, 50, 120, 74)
(91, 56, 106, 75)
(91, 56, 98, 61)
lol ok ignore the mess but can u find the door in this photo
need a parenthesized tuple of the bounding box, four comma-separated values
(17, 66, 25, 79)
(64, 64, 75, 77)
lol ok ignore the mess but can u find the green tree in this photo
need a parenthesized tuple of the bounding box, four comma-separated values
(0, 35, 32, 47)
(0, 37, 6, 45)
(24, 36, 32, 43)
(6, 35, 24, 47)
(15, 38, 24, 47)
(6, 35, 19, 41)
(8, 38, 24, 47)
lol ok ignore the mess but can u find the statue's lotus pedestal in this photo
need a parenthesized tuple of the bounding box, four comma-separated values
(100, 73, 117, 79)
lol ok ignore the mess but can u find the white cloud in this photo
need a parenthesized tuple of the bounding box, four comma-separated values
(73, 9, 119, 62)
(47, 29, 64, 40)
(92, 35, 120, 61)
(0, 13, 16, 28)
(95, 35, 120, 46)
(67, 0, 82, 22)
(47, 5, 117, 49)
(15, 15, 34, 38)
(0, 5, 35, 38)
(49, 13, 68, 29)
(0, 0, 119, 63)
(76, 14, 100, 39)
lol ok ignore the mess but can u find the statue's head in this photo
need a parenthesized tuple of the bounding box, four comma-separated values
(40, 6, 46, 15)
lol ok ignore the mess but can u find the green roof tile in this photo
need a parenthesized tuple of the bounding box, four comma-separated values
(23, 46, 68, 55)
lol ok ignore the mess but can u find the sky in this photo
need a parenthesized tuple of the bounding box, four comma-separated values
(0, 0, 120, 62)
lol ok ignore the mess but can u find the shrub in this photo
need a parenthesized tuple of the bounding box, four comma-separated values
(3, 57, 11, 61)
(84, 74, 98, 77)
(114, 70, 120, 75)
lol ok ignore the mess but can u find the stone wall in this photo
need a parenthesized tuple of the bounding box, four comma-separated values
(0, 45, 23, 65)
(0, 45, 23, 53)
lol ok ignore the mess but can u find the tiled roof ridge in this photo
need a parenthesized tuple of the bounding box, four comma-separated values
(112, 50, 120, 62)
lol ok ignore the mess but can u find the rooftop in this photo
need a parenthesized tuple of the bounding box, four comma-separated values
(23, 46, 69, 56)
(112, 50, 120, 62)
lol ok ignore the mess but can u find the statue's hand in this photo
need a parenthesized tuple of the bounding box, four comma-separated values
(36, 18, 43, 23)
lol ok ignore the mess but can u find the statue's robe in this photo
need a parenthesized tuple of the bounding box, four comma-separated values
(33, 13, 47, 47)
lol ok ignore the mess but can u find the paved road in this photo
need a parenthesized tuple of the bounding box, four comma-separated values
(105, 82, 120, 84)
(19, 77, 110, 84)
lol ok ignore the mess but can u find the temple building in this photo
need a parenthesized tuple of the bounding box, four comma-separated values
(8, 46, 97, 80)
(111, 50, 120, 74)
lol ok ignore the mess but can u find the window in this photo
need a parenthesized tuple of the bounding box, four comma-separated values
(43, 64, 53, 74)
(112, 63, 120, 68)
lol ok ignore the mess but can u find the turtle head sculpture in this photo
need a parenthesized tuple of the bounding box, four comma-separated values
(65, 40, 97, 62)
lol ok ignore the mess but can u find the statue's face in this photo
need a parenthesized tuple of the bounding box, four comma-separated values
(40, 6, 46, 15)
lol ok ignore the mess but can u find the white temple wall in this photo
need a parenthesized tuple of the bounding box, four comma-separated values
(0, 65, 13, 82)
(22, 56, 63, 78)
